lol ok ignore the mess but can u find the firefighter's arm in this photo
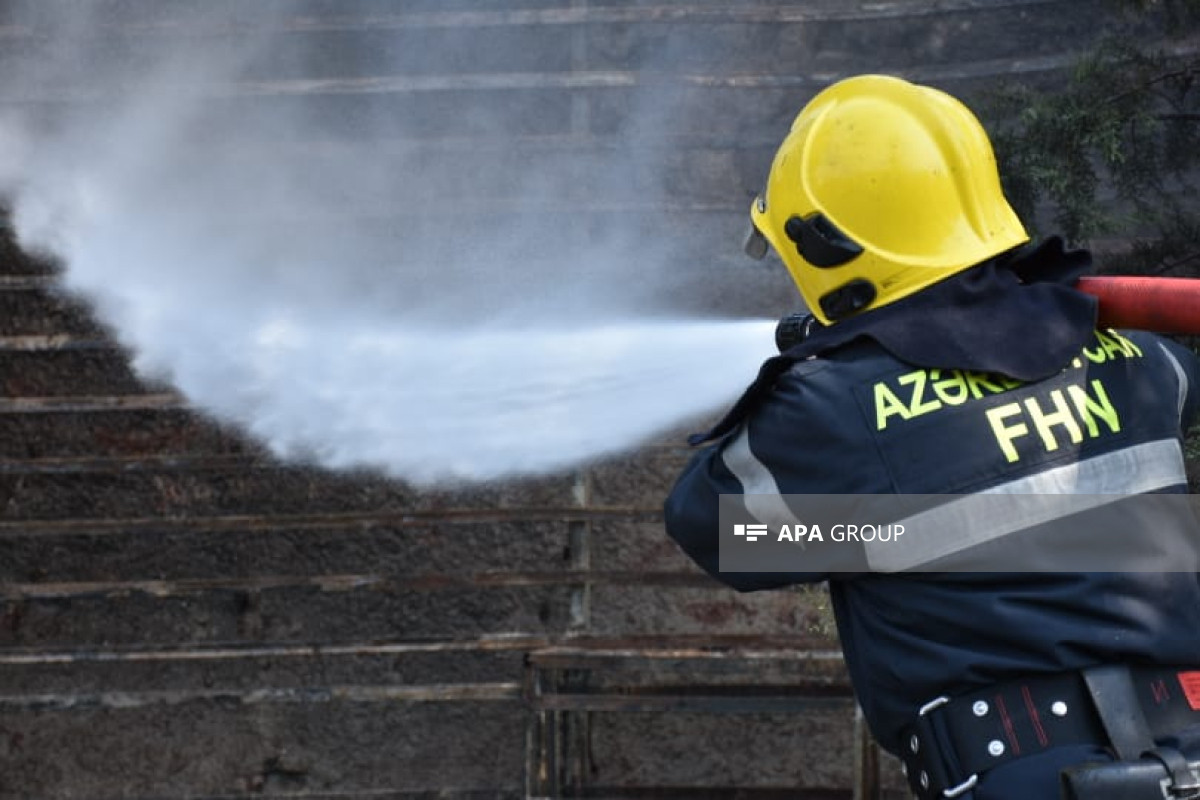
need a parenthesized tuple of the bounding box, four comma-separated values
(664, 430, 828, 592)
(1153, 334, 1200, 435)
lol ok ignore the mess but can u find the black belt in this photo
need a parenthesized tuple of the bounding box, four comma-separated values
(900, 665, 1200, 799)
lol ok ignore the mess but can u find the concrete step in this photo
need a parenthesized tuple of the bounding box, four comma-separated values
(0, 463, 582, 520)
(0, 407, 243, 461)
(0, 1, 1125, 148)
(0, 287, 108, 337)
(0, 348, 165, 396)
(0, 577, 824, 654)
(0, 695, 529, 798)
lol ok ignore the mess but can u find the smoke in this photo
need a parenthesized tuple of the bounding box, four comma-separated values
(0, 4, 781, 485)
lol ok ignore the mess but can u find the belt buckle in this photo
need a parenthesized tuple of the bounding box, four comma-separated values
(918, 696, 980, 799)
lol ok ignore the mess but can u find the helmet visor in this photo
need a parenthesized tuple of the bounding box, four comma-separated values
(744, 220, 769, 260)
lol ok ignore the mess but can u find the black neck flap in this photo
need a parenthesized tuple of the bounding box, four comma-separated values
(688, 237, 1098, 445)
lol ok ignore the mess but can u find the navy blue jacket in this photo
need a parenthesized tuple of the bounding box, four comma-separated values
(664, 327, 1200, 754)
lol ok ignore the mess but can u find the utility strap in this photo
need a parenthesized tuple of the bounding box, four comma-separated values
(1083, 665, 1156, 760)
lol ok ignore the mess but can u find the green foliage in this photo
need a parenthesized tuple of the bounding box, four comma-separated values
(1121, 0, 1200, 33)
(983, 6, 1200, 276)
(987, 3, 1200, 485)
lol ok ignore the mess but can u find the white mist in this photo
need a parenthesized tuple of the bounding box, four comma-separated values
(0, 5, 785, 486)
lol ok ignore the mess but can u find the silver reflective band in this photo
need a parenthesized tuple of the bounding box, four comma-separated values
(864, 439, 1188, 572)
(721, 424, 798, 534)
(1160, 342, 1190, 423)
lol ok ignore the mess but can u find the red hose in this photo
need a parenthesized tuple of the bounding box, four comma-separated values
(1076, 276, 1200, 334)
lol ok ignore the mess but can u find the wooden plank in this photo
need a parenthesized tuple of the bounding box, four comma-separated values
(534, 694, 851, 713)
(0, 393, 184, 413)
(0, 682, 523, 711)
(0, 508, 660, 537)
(0, 335, 109, 351)
(0, 634, 547, 666)
(0, 573, 715, 603)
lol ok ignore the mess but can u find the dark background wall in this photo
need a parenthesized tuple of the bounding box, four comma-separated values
(0, 2, 1134, 798)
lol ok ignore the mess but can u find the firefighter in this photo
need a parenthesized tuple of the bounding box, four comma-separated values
(664, 74, 1200, 799)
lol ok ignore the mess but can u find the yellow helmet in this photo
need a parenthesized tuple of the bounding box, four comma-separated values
(746, 74, 1029, 325)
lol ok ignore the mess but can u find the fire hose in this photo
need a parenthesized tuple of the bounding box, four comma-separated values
(1078, 276, 1200, 335)
(774, 276, 1200, 352)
